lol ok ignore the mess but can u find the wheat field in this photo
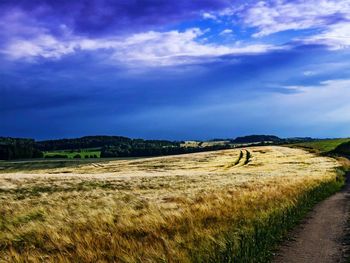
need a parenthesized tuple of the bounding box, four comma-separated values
(0, 146, 344, 262)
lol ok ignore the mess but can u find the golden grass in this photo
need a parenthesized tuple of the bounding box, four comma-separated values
(0, 146, 343, 262)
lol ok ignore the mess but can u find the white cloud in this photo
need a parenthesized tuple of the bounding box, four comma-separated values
(303, 71, 316, 76)
(202, 12, 217, 20)
(2, 28, 277, 66)
(3, 1, 350, 67)
(219, 29, 233, 35)
(302, 22, 350, 49)
(112, 29, 274, 66)
(4, 35, 76, 60)
(241, 0, 350, 38)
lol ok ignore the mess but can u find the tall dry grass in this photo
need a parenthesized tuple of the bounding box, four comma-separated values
(0, 146, 344, 262)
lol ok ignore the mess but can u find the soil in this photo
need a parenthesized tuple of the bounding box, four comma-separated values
(273, 175, 350, 263)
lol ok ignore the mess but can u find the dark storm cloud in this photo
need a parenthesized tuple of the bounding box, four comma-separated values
(0, 0, 231, 36)
(2, 0, 350, 140)
(3, 44, 348, 140)
(0, 46, 306, 115)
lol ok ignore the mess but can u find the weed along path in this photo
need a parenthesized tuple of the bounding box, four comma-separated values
(273, 174, 350, 263)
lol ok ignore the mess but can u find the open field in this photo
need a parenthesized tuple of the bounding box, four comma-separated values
(0, 157, 147, 174)
(0, 158, 107, 173)
(0, 146, 345, 262)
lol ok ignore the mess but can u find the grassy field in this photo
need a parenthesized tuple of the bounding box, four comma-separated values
(44, 149, 101, 159)
(0, 146, 345, 262)
(289, 138, 350, 154)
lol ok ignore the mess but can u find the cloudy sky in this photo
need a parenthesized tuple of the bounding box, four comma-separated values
(1, 0, 350, 140)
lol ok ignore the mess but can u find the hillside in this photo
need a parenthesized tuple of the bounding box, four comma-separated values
(289, 138, 350, 154)
(231, 134, 282, 143)
(332, 141, 350, 156)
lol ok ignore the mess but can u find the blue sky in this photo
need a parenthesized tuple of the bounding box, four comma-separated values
(1, 0, 350, 140)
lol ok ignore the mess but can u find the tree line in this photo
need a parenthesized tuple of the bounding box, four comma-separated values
(0, 137, 43, 160)
(101, 143, 232, 158)
(1, 135, 313, 160)
(36, 136, 134, 151)
(0, 136, 233, 160)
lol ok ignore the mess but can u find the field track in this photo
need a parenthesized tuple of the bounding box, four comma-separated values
(224, 149, 250, 169)
(274, 174, 350, 263)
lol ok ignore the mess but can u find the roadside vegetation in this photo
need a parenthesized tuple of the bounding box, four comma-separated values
(0, 146, 344, 262)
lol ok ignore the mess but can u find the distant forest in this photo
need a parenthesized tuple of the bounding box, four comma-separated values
(0, 135, 316, 160)
(36, 136, 134, 151)
(0, 138, 43, 160)
(0, 136, 231, 160)
(101, 143, 231, 158)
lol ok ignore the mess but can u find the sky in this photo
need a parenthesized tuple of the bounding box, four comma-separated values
(1, 0, 350, 140)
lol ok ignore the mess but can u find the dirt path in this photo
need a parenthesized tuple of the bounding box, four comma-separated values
(273, 175, 350, 263)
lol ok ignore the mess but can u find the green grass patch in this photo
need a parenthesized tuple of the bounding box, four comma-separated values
(289, 138, 350, 154)
(44, 149, 101, 159)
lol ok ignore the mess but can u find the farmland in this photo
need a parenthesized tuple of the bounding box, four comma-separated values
(0, 146, 344, 262)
